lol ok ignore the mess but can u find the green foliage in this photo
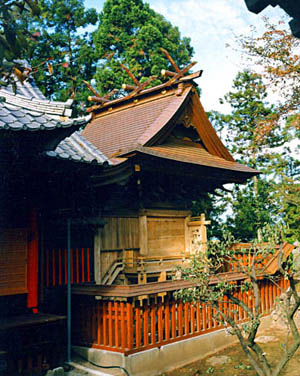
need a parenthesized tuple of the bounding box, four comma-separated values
(212, 70, 284, 166)
(211, 70, 298, 242)
(176, 226, 300, 376)
(27, 0, 98, 107)
(239, 18, 300, 135)
(93, 0, 194, 94)
(0, 0, 40, 85)
(227, 179, 279, 241)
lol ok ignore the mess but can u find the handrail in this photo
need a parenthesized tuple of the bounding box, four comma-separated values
(72, 272, 248, 298)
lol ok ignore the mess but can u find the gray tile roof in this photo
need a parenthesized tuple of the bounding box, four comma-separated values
(46, 131, 110, 165)
(0, 78, 91, 131)
(0, 77, 108, 165)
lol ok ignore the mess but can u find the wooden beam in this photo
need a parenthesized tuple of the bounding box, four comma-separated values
(139, 215, 148, 256)
(161, 69, 177, 77)
(120, 64, 140, 86)
(160, 48, 180, 73)
(127, 76, 157, 99)
(103, 88, 118, 99)
(88, 96, 109, 103)
(165, 61, 197, 86)
(122, 83, 138, 91)
(179, 70, 203, 81)
(83, 80, 101, 98)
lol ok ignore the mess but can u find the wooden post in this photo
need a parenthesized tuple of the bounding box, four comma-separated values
(139, 215, 148, 256)
(187, 213, 211, 254)
(94, 228, 102, 284)
(184, 216, 191, 254)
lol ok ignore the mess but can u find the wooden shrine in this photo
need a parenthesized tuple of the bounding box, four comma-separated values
(80, 52, 259, 287)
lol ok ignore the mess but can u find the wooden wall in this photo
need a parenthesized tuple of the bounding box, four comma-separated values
(99, 217, 139, 278)
(100, 217, 139, 250)
(0, 228, 28, 296)
(97, 211, 191, 280)
(147, 217, 185, 256)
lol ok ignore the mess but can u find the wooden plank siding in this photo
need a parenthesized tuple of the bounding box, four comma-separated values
(72, 276, 288, 355)
(147, 217, 186, 256)
(100, 217, 140, 250)
(99, 217, 139, 277)
(0, 229, 28, 296)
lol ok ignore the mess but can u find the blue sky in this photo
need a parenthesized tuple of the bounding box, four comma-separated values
(85, 0, 288, 112)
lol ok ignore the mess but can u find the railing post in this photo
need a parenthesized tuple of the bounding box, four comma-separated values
(126, 302, 133, 350)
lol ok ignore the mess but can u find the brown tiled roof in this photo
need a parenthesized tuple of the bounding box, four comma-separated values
(119, 138, 259, 174)
(82, 86, 192, 160)
(83, 80, 259, 179)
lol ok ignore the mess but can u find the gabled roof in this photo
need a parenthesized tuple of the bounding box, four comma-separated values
(83, 86, 192, 160)
(82, 79, 259, 183)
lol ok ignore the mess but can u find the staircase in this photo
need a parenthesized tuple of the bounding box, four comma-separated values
(101, 261, 124, 285)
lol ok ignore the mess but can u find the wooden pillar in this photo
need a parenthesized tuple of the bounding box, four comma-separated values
(184, 216, 191, 253)
(94, 228, 101, 284)
(27, 208, 39, 313)
(139, 215, 148, 256)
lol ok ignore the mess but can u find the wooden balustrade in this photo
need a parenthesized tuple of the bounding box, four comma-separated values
(72, 276, 289, 355)
(45, 248, 93, 288)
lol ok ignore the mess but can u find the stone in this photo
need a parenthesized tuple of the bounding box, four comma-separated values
(206, 355, 230, 366)
(45, 367, 64, 376)
(45, 371, 54, 376)
(255, 336, 278, 344)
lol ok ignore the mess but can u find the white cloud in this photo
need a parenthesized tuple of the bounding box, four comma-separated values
(85, 0, 289, 112)
(148, 0, 289, 112)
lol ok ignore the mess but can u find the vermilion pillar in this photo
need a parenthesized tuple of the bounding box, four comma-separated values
(27, 208, 39, 313)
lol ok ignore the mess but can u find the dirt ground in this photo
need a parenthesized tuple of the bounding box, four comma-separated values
(163, 328, 300, 376)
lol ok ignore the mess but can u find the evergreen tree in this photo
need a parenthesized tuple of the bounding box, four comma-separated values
(93, 0, 194, 95)
(0, 0, 40, 86)
(27, 0, 98, 106)
(212, 70, 287, 241)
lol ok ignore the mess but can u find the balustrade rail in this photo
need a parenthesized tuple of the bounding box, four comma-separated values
(72, 276, 289, 355)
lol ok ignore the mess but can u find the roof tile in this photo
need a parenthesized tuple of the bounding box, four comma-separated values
(46, 131, 109, 165)
(82, 88, 190, 159)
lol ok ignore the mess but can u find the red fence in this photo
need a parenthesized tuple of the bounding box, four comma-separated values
(221, 244, 280, 273)
(72, 276, 289, 355)
(45, 248, 93, 287)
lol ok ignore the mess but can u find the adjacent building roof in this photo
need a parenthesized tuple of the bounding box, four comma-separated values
(244, 0, 300, 38)
(47, 131, 110, 165)
(0, 79, 91, 132)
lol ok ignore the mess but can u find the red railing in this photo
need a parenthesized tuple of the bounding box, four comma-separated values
(45, 248, 93, 287)
(221, 244, 280, 273)
(72, 276, 289, 355)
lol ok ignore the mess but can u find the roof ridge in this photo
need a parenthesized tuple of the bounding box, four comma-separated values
(137, 85, 192, 146)
(0, 89, 74, 117)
